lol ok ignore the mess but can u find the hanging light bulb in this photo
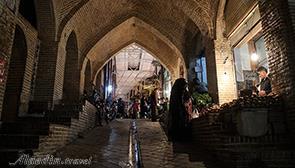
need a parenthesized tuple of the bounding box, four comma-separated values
(251, 53, 259, 62)
(107, 85, 112, 92)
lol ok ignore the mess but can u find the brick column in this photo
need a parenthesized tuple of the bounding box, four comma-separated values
(0, 2, 17, 119)
(213, 38, 237, 104)
(204, 37, 219, 103)
(259, 0, 295, 133)
(33, 41, 59, 106)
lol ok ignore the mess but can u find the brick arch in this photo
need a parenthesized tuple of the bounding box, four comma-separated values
(172, 0, 214, 36)
(55, 0, 215, 61)
(2, 25, 28, 121)
(93, 41, 176, 88)
(56, 0, 89, 40)
(215, 0, 228, 38)
(62, 31, 80, 104)
(80, 58, 92, 95)
(55, 0, 213, 41)
(86, 17, 186, 83)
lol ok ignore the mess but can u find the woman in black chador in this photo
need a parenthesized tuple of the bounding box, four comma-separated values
(167, 78, 192, 142)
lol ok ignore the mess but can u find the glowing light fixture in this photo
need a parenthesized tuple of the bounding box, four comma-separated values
(165, 90, 170, 96)
(251, 53, 259, 62)
(107, 85, 112, 92)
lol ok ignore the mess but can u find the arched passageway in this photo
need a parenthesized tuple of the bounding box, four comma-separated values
(86, 17, 186, 83)
(62, 32, 80, 104)
(2, 1, 295, 167)
(84, 60, 92, 93)
(95, 43, 173, 101)
(80, 58, 92, 95)
(2, 26, 27, 121)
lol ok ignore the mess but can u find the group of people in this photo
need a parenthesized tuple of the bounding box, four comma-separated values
(81, 88, 127, 126)
(129, 95, 169, 120)
(82, 85, 171, 126)
(82, 66, 272, 139)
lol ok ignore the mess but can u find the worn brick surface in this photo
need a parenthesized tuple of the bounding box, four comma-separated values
(137, 120, 220, 168)
(34, 119, 223, 168)
(259, 0, 295, 134)
(36, 119, 130, 168)
(0, 2, 16, 119)
(34, 101, 97, 157)
(1, 1, 295, 167)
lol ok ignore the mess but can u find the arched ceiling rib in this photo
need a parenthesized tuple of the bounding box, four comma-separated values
(58, 0, 203, 58)
(53, 0, 221, 57)
(88, 17, 184, 81)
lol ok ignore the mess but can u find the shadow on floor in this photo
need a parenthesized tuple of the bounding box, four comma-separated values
(160, 121, 225, 168)
(172, 142, 225, 168)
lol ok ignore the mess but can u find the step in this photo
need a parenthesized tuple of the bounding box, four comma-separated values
(18, 116, 72, 127)
(0, 151, 19, 166)
(0, 134, 39, 150)
(0, 121, 49, 136)
(0, 150, 33, 167)
(48, 107, 80, 119)
(48, 111, 80, 119)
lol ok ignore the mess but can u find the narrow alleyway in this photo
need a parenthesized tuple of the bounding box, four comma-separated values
(41, 119, 218, 168)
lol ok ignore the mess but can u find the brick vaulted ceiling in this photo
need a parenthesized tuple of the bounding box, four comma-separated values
(52, 0, 220, 58)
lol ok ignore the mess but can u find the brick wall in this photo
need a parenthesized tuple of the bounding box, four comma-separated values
(34, 41, 59, 104)
(205, 37, 220, 103)
(205, 35, 237, 104)
(0, 2, 17, 120)
(15, 15, 38, 116)
(213, 37, 237, 104)
(289, 0, 295, 33)
(34, 101, 96, 157)
(1, 12, 39, 121)
(62, 32, 80, 103)
(33, 1, 58, 104)
(79, 58, 92, 95)
(53, 37, 67, 103)
(52, 31, 81, 104)
(259, 0, 295, 134)
(224, 0, 257, 36)
(84, 59, 92, 92)
(191, 109, 295, 168)
(2, 25, 27, 121)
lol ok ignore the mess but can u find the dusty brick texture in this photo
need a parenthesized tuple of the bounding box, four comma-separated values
(0, 2, 17, 119)
(1, 1, 295, 166)
(34, 101, 97, 157)
(259, 0, 295, 134)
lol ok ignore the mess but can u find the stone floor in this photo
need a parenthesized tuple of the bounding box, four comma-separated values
(35, 119, 219, 168)
(137, 120, 222, 168)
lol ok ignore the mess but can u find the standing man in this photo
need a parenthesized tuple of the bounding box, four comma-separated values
(150, 88, 159, 122)
(256, 66, 272, 96)
(117, 98, 125, 118)
(140, 96, 147, 118)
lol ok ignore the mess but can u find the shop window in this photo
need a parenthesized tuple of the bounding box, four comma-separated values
(234, 43, 251, 82)
(195, 52, 207, 85)
(255, 37, 268, 69)
(234, 35, 269, 96)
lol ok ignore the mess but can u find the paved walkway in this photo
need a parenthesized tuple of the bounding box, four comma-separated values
(137, 120, 211, 168)
(36, 119, 218, 168)
(38, 119, 130, 168)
